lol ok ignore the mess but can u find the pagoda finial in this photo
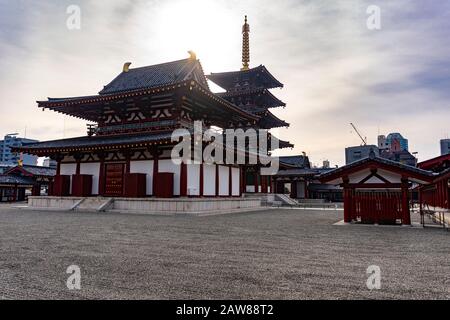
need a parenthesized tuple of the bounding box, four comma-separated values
(241, 15, 250, 71)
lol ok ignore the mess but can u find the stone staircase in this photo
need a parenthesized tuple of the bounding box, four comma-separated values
(274, 194, 299, 206)
(244, 193, 343, 209)
(72, 197, 114, 212)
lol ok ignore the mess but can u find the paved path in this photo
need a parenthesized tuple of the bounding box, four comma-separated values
(0, 206, 449, 299)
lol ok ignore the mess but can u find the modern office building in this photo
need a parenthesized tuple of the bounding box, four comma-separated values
(377, 135, 389, 151)
(385, 133, 409, 151)
(0, 134, 39, 166)
(345, 145, 379, 164)
(440, 139, 450, 155)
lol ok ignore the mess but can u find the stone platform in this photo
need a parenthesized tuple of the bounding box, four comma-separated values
(26, 196, 262, 216)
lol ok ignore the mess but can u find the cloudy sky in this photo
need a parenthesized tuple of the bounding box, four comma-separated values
(0, 0, 449, 166)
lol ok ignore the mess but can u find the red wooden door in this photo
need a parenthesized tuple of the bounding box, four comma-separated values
(104, 163, 124, 196)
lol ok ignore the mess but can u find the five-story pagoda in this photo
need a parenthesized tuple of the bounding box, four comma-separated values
(207, 16, 293, 193)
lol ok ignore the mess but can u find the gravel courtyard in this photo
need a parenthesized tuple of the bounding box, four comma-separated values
(0, 205, 449, 300)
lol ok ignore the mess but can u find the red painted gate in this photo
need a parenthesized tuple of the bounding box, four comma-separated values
(352, 191, 403, 224)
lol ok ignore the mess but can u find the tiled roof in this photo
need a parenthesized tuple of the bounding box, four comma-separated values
(279, 155, 311, 169)
(13, 131, 185, 154)
(99, 58, 208, 94)
(21, 165, 56, 177)
(217, 88, 286, 108)
(0, 175, 35, 186)
(319, 153, 436, 181)
(207, 65, 283, 90)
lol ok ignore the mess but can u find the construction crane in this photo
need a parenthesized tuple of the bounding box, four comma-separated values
(350, 123, 367, 146)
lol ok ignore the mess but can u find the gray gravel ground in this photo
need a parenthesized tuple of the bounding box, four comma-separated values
(0, 205, 449, 300)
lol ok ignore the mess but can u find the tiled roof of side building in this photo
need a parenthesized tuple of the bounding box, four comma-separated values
(21, 165, 56, 177)
(0, 175, 35, 186)
(99, 58, 209, 95)
(279, 155, 311, 168)
(319, 153, 436, 181)
(13, 131, 186, 155)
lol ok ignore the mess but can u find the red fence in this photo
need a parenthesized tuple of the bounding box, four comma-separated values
(352, 191, 403, 224)
(421, 179, 450, 209)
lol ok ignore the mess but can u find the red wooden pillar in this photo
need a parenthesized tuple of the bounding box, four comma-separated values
(401, 178, 411, 225)
(418, 186, 423, 214)
(32, 184, 40, 196)
(444, 179, 450, 209)
(152, 149, 159, 197)
(180, 162, 187, 197)
(254, 169, 259, 193)
(240, 166, 245, 195)
(304, 180, 309, 199)
(56, 159, 61, 176)
(343, 178, 352, 223)
(98, 153, 106, 196)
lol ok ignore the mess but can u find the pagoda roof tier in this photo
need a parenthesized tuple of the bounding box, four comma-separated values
(38, 80, 258, 124)
(99, 58, 209, 94)
(217, 88, 286, 109)
(257, 110, 289, 129)
(269, 134, 294, 149)
(278, 138, 294, 149)
(207, 65, 283, 91)
(13, 131, 183, 156)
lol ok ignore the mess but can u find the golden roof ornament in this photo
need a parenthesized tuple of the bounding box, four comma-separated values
(188, 50, 197, 60)
(241, 15, 250, 71)
(123, 62, 132, 73)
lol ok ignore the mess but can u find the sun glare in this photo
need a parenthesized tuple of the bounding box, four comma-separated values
(150, 0, 242, 74)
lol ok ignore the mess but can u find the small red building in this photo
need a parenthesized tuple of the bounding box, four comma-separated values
(418, 154, 450, 210)
(0, 165, 55, 202)
(320, 151, 435, 225)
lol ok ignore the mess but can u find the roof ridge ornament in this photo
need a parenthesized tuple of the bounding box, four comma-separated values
(188, 50, 197, 60)
(123, 62, 132, 73)
(369, 148, 376, 159)
(241, 15, 250, 71)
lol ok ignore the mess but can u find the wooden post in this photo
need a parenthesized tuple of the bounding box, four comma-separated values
(240, 166, 245, 195)
(401, 178, 411, 225)
(98, 152, 106, 196)
(73, 153, 84, 175)
(56, 159, 61, 176)
(254, 169, 259, 193)
(152, 149, 159, 197)
(180, 162, 187, 197)
(343, 177, 352, 223)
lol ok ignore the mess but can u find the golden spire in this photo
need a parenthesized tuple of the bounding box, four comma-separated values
(241, 15, 250, 71)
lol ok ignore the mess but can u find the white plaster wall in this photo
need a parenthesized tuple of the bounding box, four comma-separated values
(219, 166, 229, 196)
(158, 159, 181, 195)
(349, 169, 402, 184)
(203, 164, 216, 196)
(60, 163, 76, 194)
(348, 170, 371, 183)
(187, 164, 200, 196)
(130, 160, 154, 195)
(232, 168, 240, 196)
(246, 186, 255, 193)
(80, 163, 100, 194)
(377, 169, 402, 183)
